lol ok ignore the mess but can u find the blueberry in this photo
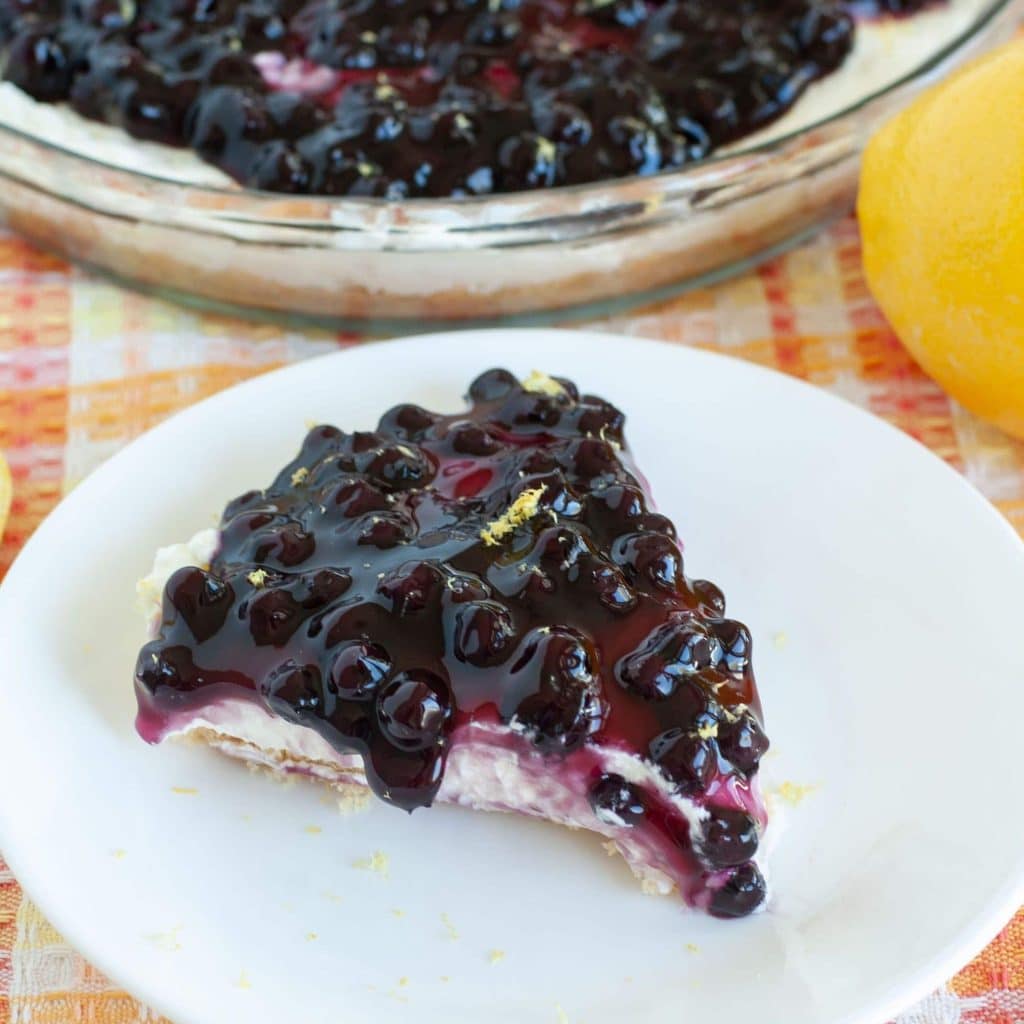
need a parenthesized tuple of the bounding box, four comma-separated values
(248, 586, 305, 646)
(328, 478, 389, 518)
(638, 512, 676, 538)
(366, 444, 436, 492)
(468, 368, 517, 403)
(203, 50, 263, 88)
(616, 617, 720, 699)
(649, 727, 714, 796)
(299, 568, 352, 607)
(377, 403, 438, 442)
(561, 438, 621, 485)
(3, 28, 72, 100)
(367, 740, 446, 809)
(233, 2, 288, 50)
(708, 862, 767, 919)
(517, 472, 582, 518)
(698, 807, 760, 868)
(252, 521, 315, 567)
(223, 488, 268, 519)
(691, 578, 726, 615)
(465, 10, 520, 47)
(246, 140, 312, 193)
(584, 484, 644, 538)
(187, 85, 271, 172)
(571, 398, 624, 442)
(375, 19, 430, 66)
(498, 131, 560, 191)
(531, 99, 592, 148)
(452, 600, 517, 667)
(357, 510, 416, 549)
(496, 389, 566, 432)
(603, 114, 676, 176)
(167, 566, 234, 643)
(536, 524, 588, 570)
(377, 670, 451, 751)
(449, 421, 502, 456)
(377, 561, 444, 616)
(265, 661, 323, 715)
(614, 531, 684, 592)
(589, 560, 637, 613)
(682, 77, 740, 145)
(116, 71, 198, 144)
(795, 6, 853, 66)
(589, 773, 645, 827)
(712, 618, 752, 674)
(330, 640, 391, 700)
(135, 641, 252, 694)
(717, 711, 769, 773)
(503, 627, 606, 753)
(68, 0, 133, 29)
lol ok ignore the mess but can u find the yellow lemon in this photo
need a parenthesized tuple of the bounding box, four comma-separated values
(859, 40, 1024, 439)
(0, 451, 10, 541)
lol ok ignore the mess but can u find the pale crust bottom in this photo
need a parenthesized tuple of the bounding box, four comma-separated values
(173, 723, 684, 899)
(180, 725, 373, 814)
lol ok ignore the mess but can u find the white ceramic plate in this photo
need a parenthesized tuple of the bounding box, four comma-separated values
(1, 329, 1023, 1024)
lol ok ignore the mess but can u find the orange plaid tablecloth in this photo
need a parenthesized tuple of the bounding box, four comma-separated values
(0, 217, 1022, 1022)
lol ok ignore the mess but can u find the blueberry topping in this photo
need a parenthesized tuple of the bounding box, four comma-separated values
(0, 0, 921, 196)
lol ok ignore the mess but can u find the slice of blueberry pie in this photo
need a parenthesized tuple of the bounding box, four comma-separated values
(135, 370, 770, 918)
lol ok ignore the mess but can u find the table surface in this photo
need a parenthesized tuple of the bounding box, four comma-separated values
(0, 218, 1021, 1023)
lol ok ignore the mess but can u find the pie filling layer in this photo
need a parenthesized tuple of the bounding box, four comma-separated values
(135, 369, 771, 917)
(2, 0, 957, 196)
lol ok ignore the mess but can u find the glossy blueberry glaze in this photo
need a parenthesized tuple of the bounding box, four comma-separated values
(135, 369, 771, 916)
(2, 0, 937, 195)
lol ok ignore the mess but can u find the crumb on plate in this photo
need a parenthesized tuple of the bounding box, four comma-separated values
(353, 850, 390, 877)
(771, 780, 817, 808)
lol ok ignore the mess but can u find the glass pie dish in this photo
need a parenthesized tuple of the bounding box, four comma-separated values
(0, 0, 1020, 324)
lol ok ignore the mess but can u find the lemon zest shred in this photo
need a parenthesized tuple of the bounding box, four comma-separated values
(480, 487, 546, 546)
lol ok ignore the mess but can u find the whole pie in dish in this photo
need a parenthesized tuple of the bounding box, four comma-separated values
(135, 370, 771, 918)
(0, 0, 994, 196)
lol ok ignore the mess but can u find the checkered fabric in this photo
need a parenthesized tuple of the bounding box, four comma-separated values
(0, 219, 1021, 1023)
